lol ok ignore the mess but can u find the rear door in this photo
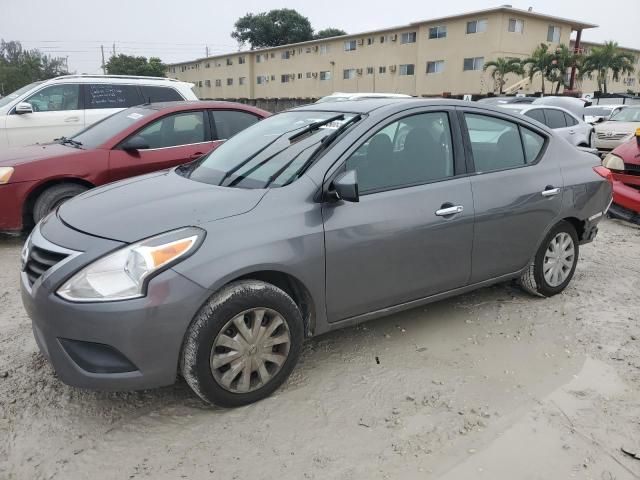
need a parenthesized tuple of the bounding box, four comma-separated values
(460, 108, 563, 282)
(323, 108, 474, 322)
(543, 108, 576, 145)
(108, 110, 215, 182)
(210, 109, 262, 140)
(5, 83, 84, 146)
(83, 83, 144, 129)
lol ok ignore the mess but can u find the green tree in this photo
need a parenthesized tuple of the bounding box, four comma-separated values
(105, 54, 166, 77)
(523, 43, 554, 94)
(547, 44, 582, 94)
(483, 57, 523, 94)
(580, 41, 636, 93)
(314, 28, 347, 40)
(0, 40, 68, 94)
(231, 9, 314, 48)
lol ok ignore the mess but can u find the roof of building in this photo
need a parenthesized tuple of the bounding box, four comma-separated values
(168, 6, 598, 66)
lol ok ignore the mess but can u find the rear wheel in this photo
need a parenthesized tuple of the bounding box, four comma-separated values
(519, 220, 579, 297)
(32, 183, 88, 223)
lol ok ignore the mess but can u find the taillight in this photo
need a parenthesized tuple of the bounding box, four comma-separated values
(593, 165, 613, 184)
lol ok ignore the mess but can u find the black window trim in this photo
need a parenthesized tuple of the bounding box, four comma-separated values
(323, 106, 467, 198)
(115, 109, 211, 151)
(456, 106, 550, 175)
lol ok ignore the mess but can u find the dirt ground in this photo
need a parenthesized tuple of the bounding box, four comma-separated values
(1, 218, 640, 480)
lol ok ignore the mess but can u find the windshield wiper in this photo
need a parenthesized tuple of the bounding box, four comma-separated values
(55, 136, 83, 148)
(288, 114, 345, 143)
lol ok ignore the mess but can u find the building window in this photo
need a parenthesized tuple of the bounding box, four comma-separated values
(205, 79, 211, 87)
(226, 78, 233, 86)
(198, 81, 203, 88)
(215, 79, 222, 87)
(428, 26, 447, 39)
(297, 73, 303, 79)
(257, 75, 267, 85)
(238, 56, 246, 64)
(400, 32, 417, 44)
(256, 54, 263, 63)
(306, 72, 312, 79)
(320, 71, 331, 80)
(270, 75, 276, 81)
(205, 62, 210, 68)
(226, 58, 233, 65)
(367, 37, 374, 45)
(343, 68, 356, 79)
(463, 57, 484, 71)
(379, 66, 386, 74)
(344, 40, 357, 51)
(366, 67, 374, 75)
(320, 44, 330, 54)
(508, 18, 524, 33)
(547, 25, 561, 42)
(466, 19, 488, 34)
(281, 51, 290, 60)
(239, 77, 246, 85)
(281, 74, 290, 83)
(426, 60, 445, 74)
(399, 64, 415, 75)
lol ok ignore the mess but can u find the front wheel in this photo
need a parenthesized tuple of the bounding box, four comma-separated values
(181, 280, 304, 407)
(519, 220, 579, 297)
(32, 183, 88, 223)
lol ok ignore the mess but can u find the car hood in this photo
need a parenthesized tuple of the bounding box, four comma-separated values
(0, 143, 81, 167)
(613, 137, 640, 165)
(596, 121, 639, 134)
(58, 169, 268, 243)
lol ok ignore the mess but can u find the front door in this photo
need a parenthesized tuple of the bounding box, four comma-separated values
(323, 109, 474, 322)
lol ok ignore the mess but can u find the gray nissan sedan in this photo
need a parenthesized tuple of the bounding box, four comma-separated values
(21, 99, 612, 407)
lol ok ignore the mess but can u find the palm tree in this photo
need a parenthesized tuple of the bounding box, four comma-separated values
(522, 43, 554, 94)
(483, 57, 523, 94)
(547, 44, 581, 94)
(580, 41, 636, 93)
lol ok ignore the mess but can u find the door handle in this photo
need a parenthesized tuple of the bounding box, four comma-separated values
(64, 116, 80, 123)
(568, 130, 575, 134)
(435, 205, 464, 216)
(541, 186, 560, 197)
(189, 152, 204, 160)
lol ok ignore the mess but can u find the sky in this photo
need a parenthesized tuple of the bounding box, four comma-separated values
(2, 0, 639, 76)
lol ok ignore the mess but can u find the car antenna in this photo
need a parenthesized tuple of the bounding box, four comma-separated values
(143, 96, 151, 105)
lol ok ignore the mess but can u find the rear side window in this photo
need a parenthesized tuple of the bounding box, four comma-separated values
(140, 86, 183, 103)
(524, 109, 545, 124)
(213, 110, 260, 140)
(132, 111, 206, 149)
(563, 112, 578, 126)
(85, 84, 142, 109)
(520, 128, 545, 163)
(544, 109, 567, 129)
(464, 114, 525, 172)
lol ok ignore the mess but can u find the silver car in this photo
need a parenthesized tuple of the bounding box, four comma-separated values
(499, 104, 594, 148)
(20, 99, 612, 407)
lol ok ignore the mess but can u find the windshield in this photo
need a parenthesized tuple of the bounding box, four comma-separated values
(181, 111, 356, 188)
(0, 82, 43, 109)
(72, 107, 156, 148)
(609, 107, 640, 122)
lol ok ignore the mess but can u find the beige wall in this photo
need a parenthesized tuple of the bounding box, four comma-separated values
(169, 10, 595, 99)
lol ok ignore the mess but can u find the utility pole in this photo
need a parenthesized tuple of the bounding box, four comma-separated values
(112, 43, 116, 57)
(101, 45, 106, 74)
(205, 45, 209, 57)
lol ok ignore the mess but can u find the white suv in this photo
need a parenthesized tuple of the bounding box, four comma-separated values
(0, 75, 197, 148)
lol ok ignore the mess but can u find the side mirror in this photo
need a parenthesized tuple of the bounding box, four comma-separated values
(328, 170, 359, 203)
(121, 136, 150, 152)
(15, 102, 33, 115)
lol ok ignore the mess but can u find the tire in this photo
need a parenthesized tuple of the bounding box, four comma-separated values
(181, 280, 304, 407)
(32, 183, 88, 223)
(519, 220, 579, 298)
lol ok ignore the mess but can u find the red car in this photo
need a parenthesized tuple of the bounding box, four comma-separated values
(602, 128, 640, 223)
(0, 101, 269, 232)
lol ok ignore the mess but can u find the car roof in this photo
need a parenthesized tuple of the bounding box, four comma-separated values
(292, 97, 490, 114)
(499, 103, 578, 116)
(132, 100, 270, 115)
(46, 74, 190, 85)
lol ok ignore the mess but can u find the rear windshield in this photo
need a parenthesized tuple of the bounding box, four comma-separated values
(72, 107, 155, 148)
(181, 111, 356, 189)
(609, 107, 640, 122)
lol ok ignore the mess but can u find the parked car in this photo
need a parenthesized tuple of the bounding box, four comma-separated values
(20, 99, 611, 407)
(601, 129, 640, 222)
(584, 104, 628, 124)
(316, 92, 412, 103)
(594, 106, 640, 153)
(531, 96, 591, 119)
(499, 104, 594, 147)
(0, 101, 269, 232)
(476, 96, 535, 105)
(0, 75, 197, 148)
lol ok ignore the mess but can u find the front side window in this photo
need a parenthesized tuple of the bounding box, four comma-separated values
(345, 112, 454, 193)
(133, 111, 206, 149)
(213, 110, 260, 140)
(464, 114, 528, 172)
(547, 25, 561, 42)
(426, 60, 445, 74)
(0, 81, 42, 109)
(463, 57, 484, 71)
(428, 25, 447, 39)
(25, 84, 80, 112)
(466, 19, 487, 34)
(508, 18, 524, 33)
(399, 64, 415, 76)
(344, 40, 357, 51)
(400, 32, 417, 44)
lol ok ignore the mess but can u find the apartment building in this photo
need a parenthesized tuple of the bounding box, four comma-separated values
(168, 6, 598, 99)
(571, 41, 640, 94)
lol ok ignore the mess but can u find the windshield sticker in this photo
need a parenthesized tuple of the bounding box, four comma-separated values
(126, 113, 144, 120)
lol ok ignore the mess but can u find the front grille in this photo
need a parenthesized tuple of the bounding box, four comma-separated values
(597, 132, 629, 140)
(624, 163, 640, 175)
(25, 246, 69, 286)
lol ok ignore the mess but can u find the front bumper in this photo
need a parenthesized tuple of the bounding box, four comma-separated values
(611, 172, 640, 215)
(20, 219, 210, 391)
(595, 136, 633, 153)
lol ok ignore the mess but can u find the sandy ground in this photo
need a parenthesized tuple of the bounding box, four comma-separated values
(1, 218, 640, 480)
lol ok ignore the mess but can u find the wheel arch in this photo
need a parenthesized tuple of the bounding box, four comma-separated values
(23, 177, 95, 228)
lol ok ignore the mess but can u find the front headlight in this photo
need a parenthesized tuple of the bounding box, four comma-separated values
(0, 167, 14, 184)
(58, 227, 205, 302)
(602, 153, 625, 171)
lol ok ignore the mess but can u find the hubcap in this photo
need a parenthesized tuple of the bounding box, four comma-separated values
(543, 232, 575, 287)
(210, 308, 291, 393)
